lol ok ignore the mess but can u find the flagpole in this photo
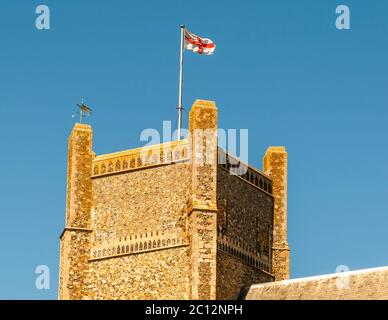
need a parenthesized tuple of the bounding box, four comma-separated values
(177, 24, 185, 141)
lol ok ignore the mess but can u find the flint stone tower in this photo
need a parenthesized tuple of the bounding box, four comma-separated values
(58, 99, 290, 300)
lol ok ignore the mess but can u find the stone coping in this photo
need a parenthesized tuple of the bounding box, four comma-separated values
(94, 139, 189, 162)
(91, 140, 190, 178)
(246, 265, 388, 300)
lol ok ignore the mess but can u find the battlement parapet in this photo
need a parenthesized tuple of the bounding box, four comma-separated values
(92, 139, 189, 178)
(218, 149, 273, 195)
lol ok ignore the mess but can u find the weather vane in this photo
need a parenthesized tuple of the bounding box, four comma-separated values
(72, 98, 92, 123)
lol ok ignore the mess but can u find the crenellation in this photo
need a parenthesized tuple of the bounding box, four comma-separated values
(218, 149, 273, 195)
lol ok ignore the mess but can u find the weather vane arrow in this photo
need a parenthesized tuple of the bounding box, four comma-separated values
(72, 98, 92, 123)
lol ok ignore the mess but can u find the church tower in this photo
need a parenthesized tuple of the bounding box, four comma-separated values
(58, 100, 290, 299)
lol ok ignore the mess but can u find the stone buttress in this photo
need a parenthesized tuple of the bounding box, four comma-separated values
(59, 123, 93, 299)
(263, 147, 290, 280)
(188, 100, 218, 299)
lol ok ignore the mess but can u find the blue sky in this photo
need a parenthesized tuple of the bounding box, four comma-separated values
(0, 0, 387, 299)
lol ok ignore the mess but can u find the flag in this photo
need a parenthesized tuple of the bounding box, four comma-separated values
(184, 29, 216, 55)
